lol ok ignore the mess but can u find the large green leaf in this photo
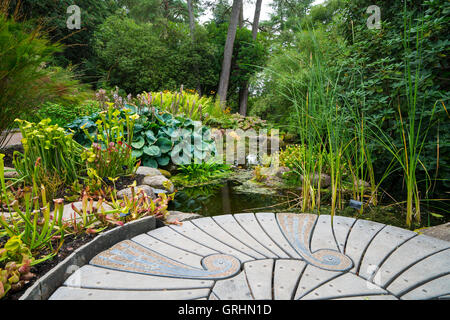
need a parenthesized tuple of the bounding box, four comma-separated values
(124, 104, 136, 113)
(154, 112, 166, 124)
(194, 141, 211, 152)
(183, 118, 194, 128)
(131, 136, 145, 149)
(193, 150, 208, 160)
(144, 145, 161, 157)
(144, 130, 157, 144)
(156, 137, 173, 153)
(133, 123, 144, 133)
(143, 157, 158, 168)
(157, 156, 170, 166)
(191, 132, 203, 144)
(162, 113, 173, 122)
(131, 149, 144, 158)
(166, 118, 181, 127)
(161, 126, 174, 137)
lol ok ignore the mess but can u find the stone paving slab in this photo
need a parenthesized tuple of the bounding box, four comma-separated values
(49, 213, 450, 300)
(421, 223, 450, 242)
(50, 287, 210, 300)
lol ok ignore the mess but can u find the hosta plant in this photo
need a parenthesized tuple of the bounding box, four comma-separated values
(130, 108, 217, 168)
(67, 106, 217, 169)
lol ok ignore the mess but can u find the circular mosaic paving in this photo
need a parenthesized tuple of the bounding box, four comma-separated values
(49, 213, 450, 300)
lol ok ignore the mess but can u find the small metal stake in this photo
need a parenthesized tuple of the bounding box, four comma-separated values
(349, 199, 363, 210)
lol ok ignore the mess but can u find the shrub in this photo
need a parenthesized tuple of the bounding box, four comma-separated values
(0, 14, 91, 148)
(206, 113, 268, 131)
(138, 87, 224, 121)
(22, 101, 100, 128)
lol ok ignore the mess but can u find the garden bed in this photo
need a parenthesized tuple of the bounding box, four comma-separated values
(1, 232, 97, 300)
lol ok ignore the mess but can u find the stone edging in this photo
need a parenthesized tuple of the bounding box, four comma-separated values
(19, 216, 157, 300)
(0, 128, 20, 135)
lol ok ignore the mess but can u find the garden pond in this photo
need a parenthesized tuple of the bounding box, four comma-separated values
(170, 167, 448, 231)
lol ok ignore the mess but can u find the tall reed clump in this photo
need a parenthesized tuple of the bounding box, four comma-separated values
(371, 6, 439, 228)
(268, 27, 380, 217)
(287, 29, 352, 216)
(342, 67, 383, 214)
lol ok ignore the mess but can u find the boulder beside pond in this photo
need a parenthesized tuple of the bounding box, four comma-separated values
(116, 185, 156, 200)
(420, 223, 450, 242)
(300, 173, 331, 188)
(276, 166, 291, 178)
(135, 166, 162, 177)
(158, 169, 171, 178)
(142, 175, 174, 193)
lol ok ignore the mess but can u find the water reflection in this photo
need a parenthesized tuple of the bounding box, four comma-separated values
(171, 181, 287, 216)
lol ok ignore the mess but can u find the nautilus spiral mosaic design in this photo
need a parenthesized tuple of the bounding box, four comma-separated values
(50, 213, 450, 300)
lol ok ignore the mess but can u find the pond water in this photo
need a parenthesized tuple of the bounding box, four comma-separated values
(169, 178, 448, 230)
(170, 180, 289, 216)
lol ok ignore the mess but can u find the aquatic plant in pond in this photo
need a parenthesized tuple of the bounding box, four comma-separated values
(172, 160, 232, 186)
(261, 27, 380, 217)
(370, 6, 441, 227)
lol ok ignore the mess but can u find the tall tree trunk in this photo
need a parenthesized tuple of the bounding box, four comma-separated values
(239, 0, 262, 116)
(187, 0, 195, 41)
(239, 1, 244, 28)
(187, 0, 202, 95)
(217, 0, 242, 109)
(252, 0, 262, 39)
